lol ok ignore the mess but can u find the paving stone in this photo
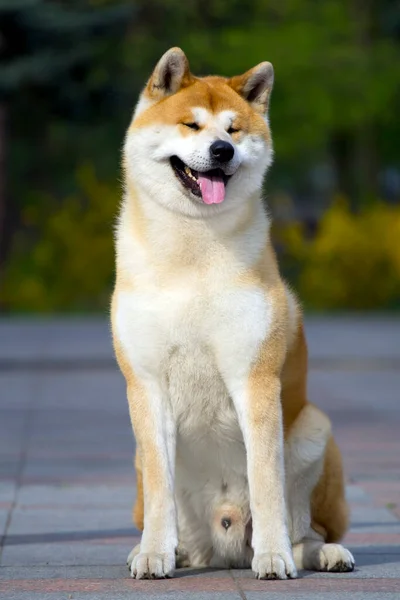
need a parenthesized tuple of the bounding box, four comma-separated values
(17, 484, 136, 509)
(350, 545, 400, 555)
(246, 594, 400, 600)
(350, 506, 398, 525)
(0, 457, 21, 483)
(0, 510, 10, 535)
(348, 523, 400, 534)
(1, 540, 138, 567)
(308, 370, 400, 410)
(346, 485, 372, 504)
(349, 553, 400, 578)
(0, 319, 113, 363)
(1, 317, 400, 600)
(0, 565, 126, 579)
(1, 593, 242, 600)
(36, 371, 126, 412)
(20, 460, 133, 486)
(345, 532, 400, 547)
(0, 373, 38, 410)
(234, 575, 400, 593)
(305, 315, 400, 361)
(6, 507, 133, 538)
(0, 575, 241, 595)
(0, 483, 16, 504)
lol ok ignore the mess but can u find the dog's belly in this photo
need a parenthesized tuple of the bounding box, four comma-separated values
(168, 343, 248, 501)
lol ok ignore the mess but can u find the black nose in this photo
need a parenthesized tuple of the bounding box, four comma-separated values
(210, 140, 234, 163)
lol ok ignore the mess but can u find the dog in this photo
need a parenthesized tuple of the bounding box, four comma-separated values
(111, 47, 354, 580)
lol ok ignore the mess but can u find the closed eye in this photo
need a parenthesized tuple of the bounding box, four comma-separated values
(227, 127, 240, 135)
(183, 122, 200, 130)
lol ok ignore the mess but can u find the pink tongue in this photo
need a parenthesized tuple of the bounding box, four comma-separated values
(198, 172, 226, 205)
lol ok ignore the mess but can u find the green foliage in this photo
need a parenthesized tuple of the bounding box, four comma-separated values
(279, 199, 400, 310)
(0, 0, 133, 92)
(2, 166, 117, 311)
(2, 0, 400, 312)
(123, 0, 400, 166)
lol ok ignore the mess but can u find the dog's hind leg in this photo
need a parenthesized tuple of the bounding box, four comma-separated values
(310, 434, 351, 544)
(175, 488, 213, 568)
(289, 422, 354, 572)
(293, 528, 354, 572)
(285, 403, 332, 545)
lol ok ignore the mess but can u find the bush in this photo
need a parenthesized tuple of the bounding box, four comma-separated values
(3, 179, 400, 312)
(2, 165, 117, 312)
(279, 198, 400, 310)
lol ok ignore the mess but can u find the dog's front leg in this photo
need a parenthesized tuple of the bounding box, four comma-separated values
(229, 365, 296, 579)
(127, 378, 177, 579)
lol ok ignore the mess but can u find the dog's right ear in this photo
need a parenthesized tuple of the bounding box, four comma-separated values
(229, 62, 274, 114)
(145, 47, 192, 101)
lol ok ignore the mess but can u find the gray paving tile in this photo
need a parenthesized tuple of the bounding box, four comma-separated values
(246, 594, 400, 600)
(7, 507, 131, 535)
(0, 373, 38, 410)
(348, 545, 400, 555)
(349, 553, 400, 578)
(1, 594, 242, 600)
(2, 595, 76, 600)
(26, 408, 133, 463)
(346, 485, 372, 504)
(1, 541, 136, 566)
(309, 370, 400, 411)
(0, 565, 231, 580)
(0, 456, 21, 482)
(0, 482, 17, 504)
(305, 315, 400, 361)
(0, 410, 27, 446)
(36, 372, 126, 411)
(348, 523, 400, 534)
(232, 561, 400, 580)
(21, 458, 132, 485)
(0, 510, 10, 535)
(0, 565, 126, 579)
(1, 317, 400, 599)
(350, 507, 399, 524)
(0, 319, 113, 362)
(17, 484, 135, 509)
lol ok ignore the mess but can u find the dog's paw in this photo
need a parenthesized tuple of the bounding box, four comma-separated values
(127, 544, 140, 570)
(131, 552, 175, 579)
(318, 544, 355, 572)
(175, 544, 191, 568)
(252, 551, 297, 580)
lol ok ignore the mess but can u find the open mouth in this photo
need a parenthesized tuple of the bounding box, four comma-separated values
(170, 156, 231, 205)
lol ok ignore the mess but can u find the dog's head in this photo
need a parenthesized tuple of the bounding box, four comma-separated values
(124, 47, 274, 217)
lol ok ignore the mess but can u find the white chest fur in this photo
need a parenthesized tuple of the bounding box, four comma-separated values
(115, 273, 271, 397)
(115, 273, 271, 520)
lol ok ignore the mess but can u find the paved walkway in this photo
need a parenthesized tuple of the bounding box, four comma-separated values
(0, 316, 399, 599)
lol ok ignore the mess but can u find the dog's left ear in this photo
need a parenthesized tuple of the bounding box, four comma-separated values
(229, 62, 274, 114)
(146, 47, 193, 101)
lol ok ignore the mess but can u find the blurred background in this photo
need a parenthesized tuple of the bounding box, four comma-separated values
(1, 5, 400, 590)
(1, 0, 400, 313)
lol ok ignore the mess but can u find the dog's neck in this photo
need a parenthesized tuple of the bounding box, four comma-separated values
(116, 183, 271, 282)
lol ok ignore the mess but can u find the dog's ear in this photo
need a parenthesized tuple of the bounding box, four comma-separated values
(145, 47, 192, 101)
(228, 62, 274, 114)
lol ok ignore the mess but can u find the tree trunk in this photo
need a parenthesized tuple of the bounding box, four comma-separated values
(330, 130, 356, 202)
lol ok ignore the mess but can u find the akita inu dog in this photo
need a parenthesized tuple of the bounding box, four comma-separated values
(111, 47, 354, 580)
